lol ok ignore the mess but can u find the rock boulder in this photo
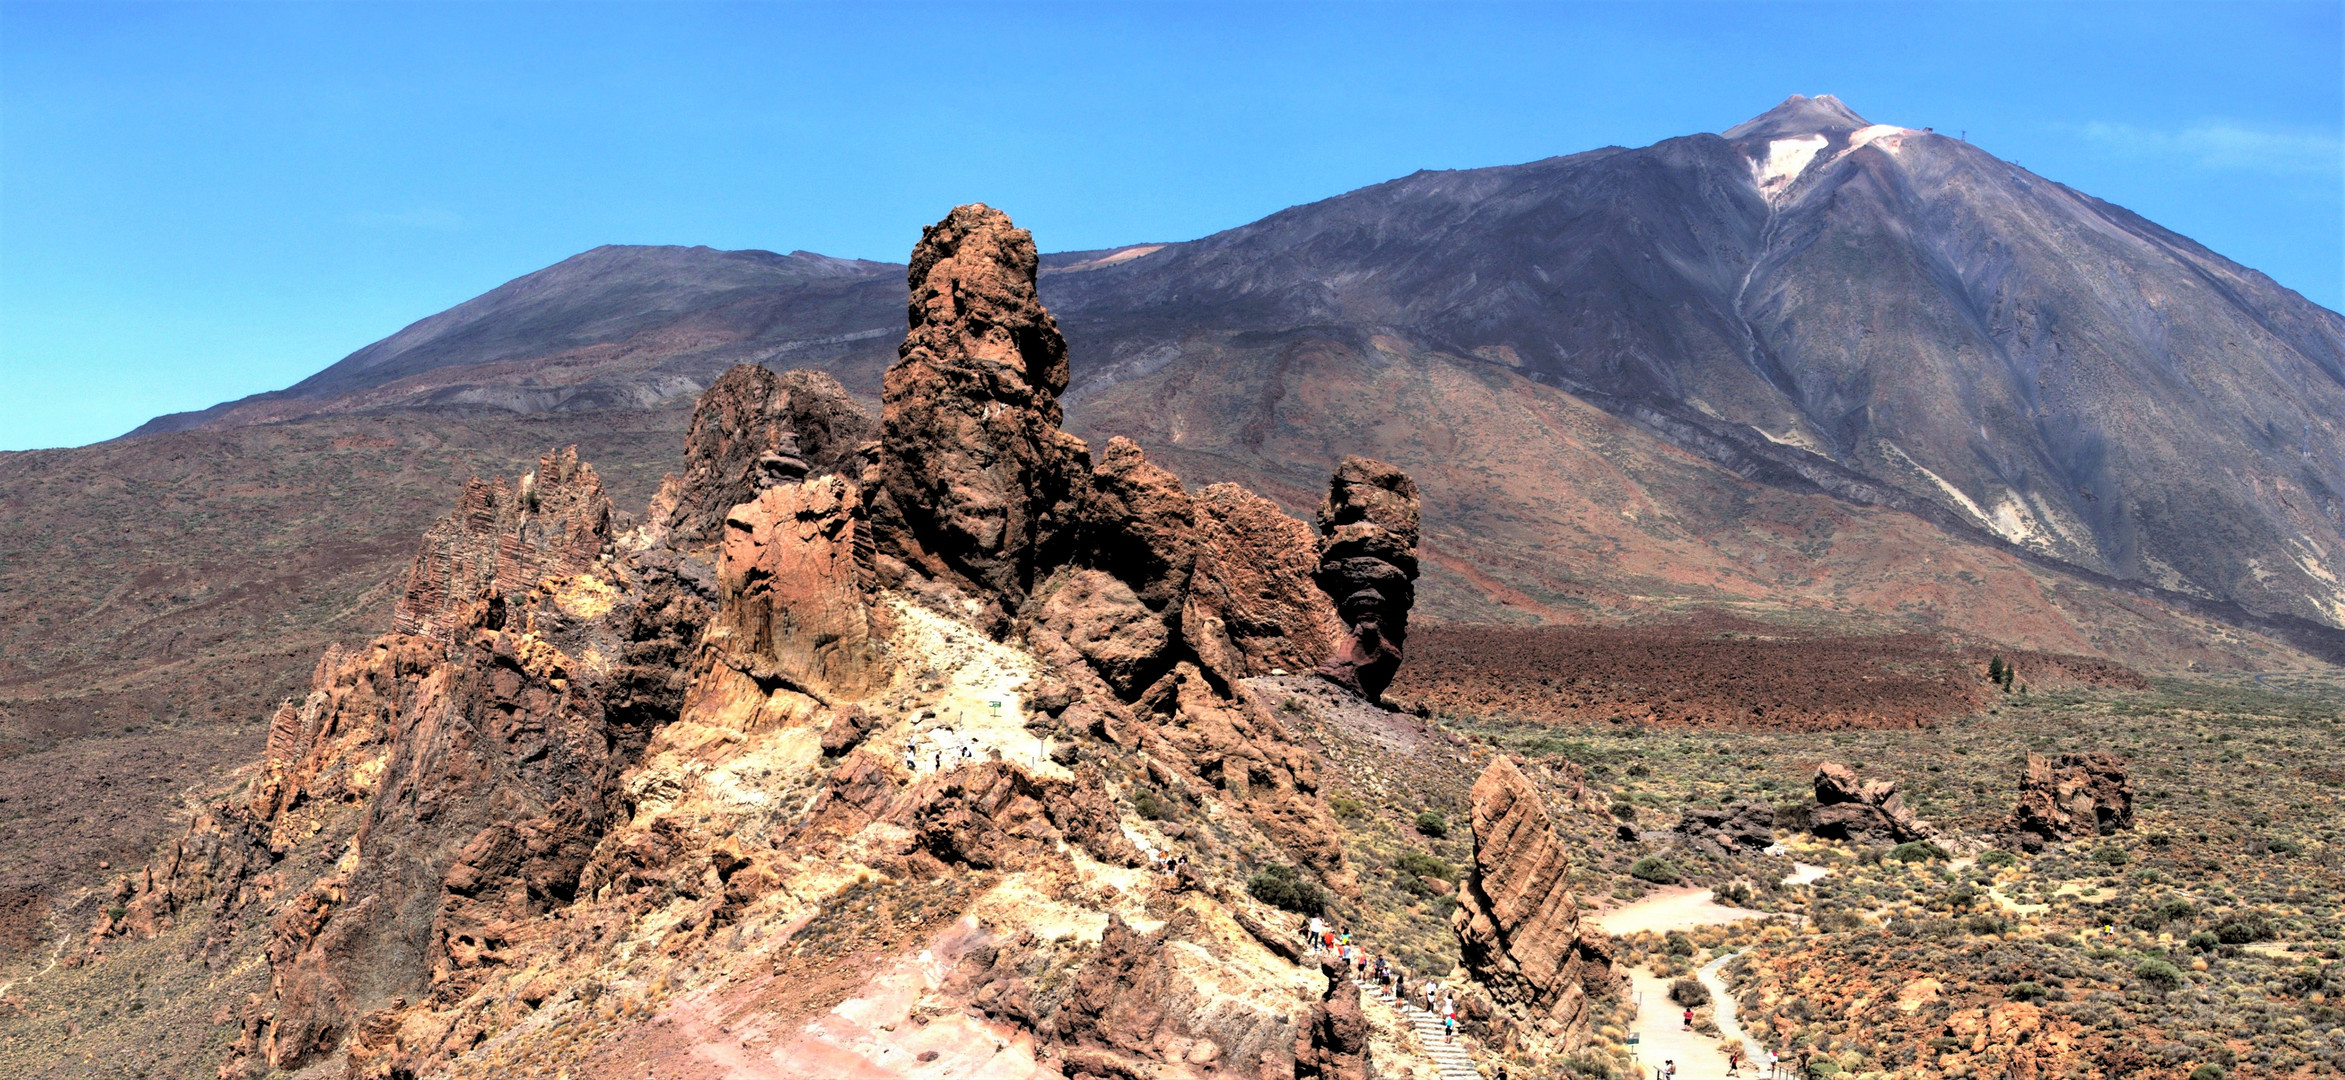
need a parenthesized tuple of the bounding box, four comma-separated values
(1809, 762, 1930, 843)
(1673, 801, 1775, 858)
(2001, 752, 2132, 852)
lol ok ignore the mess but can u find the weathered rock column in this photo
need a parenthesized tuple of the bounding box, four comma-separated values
(1312, 456, 1420, 701)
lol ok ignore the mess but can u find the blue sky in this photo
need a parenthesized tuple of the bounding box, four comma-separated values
(3, 1, 2339, 451)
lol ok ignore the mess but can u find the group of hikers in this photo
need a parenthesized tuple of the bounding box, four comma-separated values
(1652, 1039, 1800, 1078)
(1300, 916, 1463, 1044)
(901, 726, 985, 773)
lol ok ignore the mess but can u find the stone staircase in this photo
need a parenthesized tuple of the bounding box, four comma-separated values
(1351, 975, 1481, 1080)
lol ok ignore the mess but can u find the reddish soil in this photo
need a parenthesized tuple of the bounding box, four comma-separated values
(1387, 620, 2147, 731)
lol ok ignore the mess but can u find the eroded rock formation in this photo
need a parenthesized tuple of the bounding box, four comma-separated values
(704, 474, 887, 702)
(1810, 761, 1930, 843)
(1313, 456, 1420, 701)
(1453, 756, 1616, 1055)
(869, 204, 1089, 621)
(1185, 482, 1343, 687)
(2002, 752, 2132, 852)
(1294, 958, 1372, 1080)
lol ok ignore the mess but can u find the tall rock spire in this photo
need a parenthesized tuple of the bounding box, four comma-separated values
(869, 203, 1090, 626)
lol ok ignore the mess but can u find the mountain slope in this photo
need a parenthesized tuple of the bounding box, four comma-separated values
(115, 96, 2345, 632)
(129, 246, 903, 434)
(1044, 95, 2345, 629)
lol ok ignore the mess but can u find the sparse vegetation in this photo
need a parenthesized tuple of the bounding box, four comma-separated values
(1246, 863, 1326, 915)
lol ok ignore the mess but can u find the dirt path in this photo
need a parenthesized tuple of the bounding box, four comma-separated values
(1699, 951, 1770, 1072)
(1599, 880, 1817, 1079)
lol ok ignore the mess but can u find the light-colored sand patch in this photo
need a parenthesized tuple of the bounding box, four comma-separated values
(883, 597, 1066, 780)
(1594, 887, 1770, 937)
(1782, 862, 1829, 887)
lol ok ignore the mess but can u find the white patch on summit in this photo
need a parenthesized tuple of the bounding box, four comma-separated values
(1756, 134, 1829, 188)
(1849, 124, 1916, 154)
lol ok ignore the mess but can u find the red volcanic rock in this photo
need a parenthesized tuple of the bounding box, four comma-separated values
(1032, 568, 1170, 696)
(2002, 752, 2132, 852)
(393, 447, 611, 642)
(1452, 757, 1614, 1054)
(1081, 436, 1197, 614)
(1313, 457, 1420, 702)
(1294, 958, 1371, 1080)
(870, 204, 1089, 622)
(1184, 483, 1342, 686)
(706, 474, 889, 702)
(647, 363, 875, 547)
(1811, 762, 1930, 843)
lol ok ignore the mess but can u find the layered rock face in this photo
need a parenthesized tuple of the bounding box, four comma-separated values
(870, 204, 1090, 621)
(1313, 457, 1421, 701)
(704, 474, 887, 702)
(1185, 482, 1344, 687)
(1810, 762, 1930, 843)
(392, 446, 612, 641)
(2002, 752, 2132, 852)
(1452, 756, 1616, 1055)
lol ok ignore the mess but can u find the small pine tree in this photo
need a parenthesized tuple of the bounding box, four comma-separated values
(1987, 655, 2006, 686)
(2001, 658, 2016, 692)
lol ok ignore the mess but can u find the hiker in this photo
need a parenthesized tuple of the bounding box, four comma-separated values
(1306, 915, 1324, 951)
(1765, 1050, 1779, 1078)
(1421, 979, 1437, 1013)
(904, 742, 918, 771)
(1438, 992, 1453, 1019)
(1683, 1005, 1694, 1030)
(1442, 1012, 1455, 1042)
(1728, 1045, 1743, 1073)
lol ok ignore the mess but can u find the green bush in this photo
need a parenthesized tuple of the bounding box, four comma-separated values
(2189, 1065, 2227, 1080)
(1668, 976, 1709, 1007)
(1664, 931, 1696, 957)
(2006, 981, 2048, 1002)
(2158, 898, 2198, 922)
(2187, 931, 2220, 953)
(1979, 849, 2018, 868)
(1610, 801, 1638, 823)
(2091, 846, 2131, 866)
(1394, 851, 1456, 883)
(1246, 864, 1326, 915)
(1967, 914, 2011, 936)
(1133, 789, 1169, 821)
(1630, 857, 1680, 884)
(1328, 796, 1364, 819)
(2135, 958, 2184, 990)
(2215, 914, 2272, 944)
(1889, 841, 1948, 863)
(1414, 811, 1449, 838)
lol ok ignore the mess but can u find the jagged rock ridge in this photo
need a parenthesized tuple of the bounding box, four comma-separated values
(87, 204, 1476, 1080)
